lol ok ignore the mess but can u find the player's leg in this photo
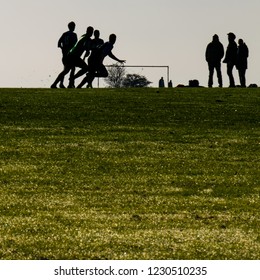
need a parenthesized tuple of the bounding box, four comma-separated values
(59, 56, 67, 88)
(70, 58, 89, 87)
(51, 56, 73, 88)
(51, 66, 71, 88)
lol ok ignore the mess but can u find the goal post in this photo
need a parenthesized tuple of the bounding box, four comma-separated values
(100, 65, 170, 88)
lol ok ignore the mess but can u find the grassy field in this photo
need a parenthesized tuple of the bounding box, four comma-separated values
(0, 87, 259, 260)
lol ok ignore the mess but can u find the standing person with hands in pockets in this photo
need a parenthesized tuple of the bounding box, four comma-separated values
(236, 39, 249, 87)
(205, 34, 224, 88)
(223, 32, 237, 87)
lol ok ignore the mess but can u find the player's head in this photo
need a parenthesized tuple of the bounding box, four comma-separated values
(86, 26, 94, 36)
(68, 21, 76, 31)
(109, 34, 117, 44)
(94, 30, 100, 39)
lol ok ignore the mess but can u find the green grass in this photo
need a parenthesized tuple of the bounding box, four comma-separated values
(0, 87, 259, 259)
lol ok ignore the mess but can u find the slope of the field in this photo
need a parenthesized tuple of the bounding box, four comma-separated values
(0, 87, 259, 259)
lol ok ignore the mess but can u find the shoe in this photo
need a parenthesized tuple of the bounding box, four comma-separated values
(51, 84, 57, 88)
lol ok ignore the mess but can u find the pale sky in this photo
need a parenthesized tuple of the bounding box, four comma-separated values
(1, 0, 260, 88)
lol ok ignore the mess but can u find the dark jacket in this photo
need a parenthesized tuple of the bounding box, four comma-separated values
(206, 41, 224, 64)
(236, 43, 249, 70)
(223, 41, 238, 64)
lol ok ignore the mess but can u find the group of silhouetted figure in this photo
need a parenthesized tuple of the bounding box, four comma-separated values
(206, 33, 249, 88)
(51, 22, 125, 89)
(51, 22, 249, 89)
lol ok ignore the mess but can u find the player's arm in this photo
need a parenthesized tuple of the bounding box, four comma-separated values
(83, 50, 90, 60)
(58, 34, 64, 49)
(83, 38, 92, 60)
(108, 52, 125, 63)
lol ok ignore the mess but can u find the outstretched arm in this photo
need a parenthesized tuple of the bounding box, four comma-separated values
(108, 52, 125, 63)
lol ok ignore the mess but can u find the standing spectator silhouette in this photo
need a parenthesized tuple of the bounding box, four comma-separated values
(205, 34, 224, 87)
(159, 77, 165, 87)
(51, 26, 94, 89)
(223, 32, 237, 87)
(77, 33, 125, 88)
(236, 39, 249, 87)
(57, 21, 78, 88)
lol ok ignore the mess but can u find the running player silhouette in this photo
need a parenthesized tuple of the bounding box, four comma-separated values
(77, 33, 125, 88)
(51, 26, 94, 88)
(57, 21, 78, 88)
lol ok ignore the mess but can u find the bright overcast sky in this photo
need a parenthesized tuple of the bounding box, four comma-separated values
(1, 0, 260, 88)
